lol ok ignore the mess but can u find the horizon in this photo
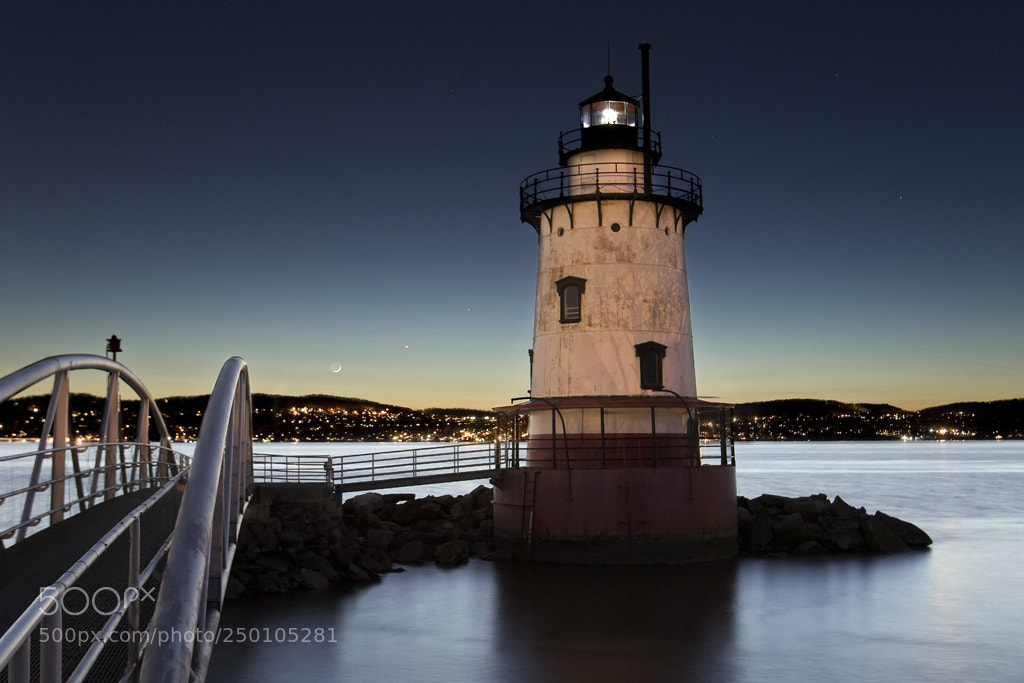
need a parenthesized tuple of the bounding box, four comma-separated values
(5, 378, 1021, 415)
(2, 2, 1021, 413)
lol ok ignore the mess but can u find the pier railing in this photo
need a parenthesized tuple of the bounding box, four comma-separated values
(252, 442, 502, 492)
(250, 413, 735, 493)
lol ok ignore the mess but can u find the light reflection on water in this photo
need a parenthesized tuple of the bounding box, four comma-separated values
(202, 441, 1024, 682)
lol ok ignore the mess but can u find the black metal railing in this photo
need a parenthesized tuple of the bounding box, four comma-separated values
(557, 127, 663, 163)
(496, 404, 734, 471)
(506, 436, 734, 471)
(520, 161, 703, 225)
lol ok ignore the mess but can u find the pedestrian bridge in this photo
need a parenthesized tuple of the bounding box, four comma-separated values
(0, 354, 733, 682)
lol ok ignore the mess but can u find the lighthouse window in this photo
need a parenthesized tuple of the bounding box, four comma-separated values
(556, 276, 586, 324)
(635, 341, 667, 390)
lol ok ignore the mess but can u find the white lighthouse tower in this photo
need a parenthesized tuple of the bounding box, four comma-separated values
(493, 45, 736, 563)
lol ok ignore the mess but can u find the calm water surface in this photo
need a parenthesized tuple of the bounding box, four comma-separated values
(200, 440, 1024, 682)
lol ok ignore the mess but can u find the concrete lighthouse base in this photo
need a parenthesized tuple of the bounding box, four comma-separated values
(491, 466, 737, 564)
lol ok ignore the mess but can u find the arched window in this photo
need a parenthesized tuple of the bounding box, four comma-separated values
(556, 276, 586, 324)
(634, 341, 667, 390)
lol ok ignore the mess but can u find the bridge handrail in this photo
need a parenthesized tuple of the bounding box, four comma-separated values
(0, 355, 179, 548)
(0, 469, 188, 682)
(0, 443, 185, 542)
(138, 357, 253, 683)
(0, 355, 173, 444)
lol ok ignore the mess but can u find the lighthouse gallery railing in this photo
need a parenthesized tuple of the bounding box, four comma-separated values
(520, 161, 703, 219)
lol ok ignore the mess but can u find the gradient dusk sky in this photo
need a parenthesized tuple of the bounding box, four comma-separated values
(2, 1, 1021, 410)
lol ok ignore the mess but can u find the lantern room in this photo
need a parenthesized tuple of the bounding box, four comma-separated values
(575, 75, 642, 155)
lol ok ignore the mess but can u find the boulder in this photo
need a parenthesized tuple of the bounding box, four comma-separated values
(365, 528, 395, 550)
(873, 511, 933, 548)
(299, 568, 330, 591)
(435, 540, 470, 566)
(346, 492, 385, 516)
(390, 540, 425, 563)
(737, 492, 930, 556)
(859, 515, 910, 553)
(782, 494, 831, 521)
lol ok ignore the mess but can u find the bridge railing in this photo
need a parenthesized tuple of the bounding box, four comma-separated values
(0, 354, 183, 549)
(0, 355, 190, 683)
(138, 356, 252, 683)
(0, 442, 184, 546)
(0, 469, 188, 683)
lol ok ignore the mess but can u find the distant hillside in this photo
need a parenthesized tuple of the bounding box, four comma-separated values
(734, 399, 910, 421)
(916, 399, 1024, 439)
(1, 394, 1020, 441)
(732, 398, 1022, 440)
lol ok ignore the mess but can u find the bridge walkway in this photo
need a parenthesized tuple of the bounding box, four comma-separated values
(0, 486, 184, 681)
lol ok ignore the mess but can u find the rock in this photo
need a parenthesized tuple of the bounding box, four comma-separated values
(358, 548, 393, 574)
(230, 484, 930, 598)
(299, 568, 330, 591)
(343, 562, 374, 582)
(831, 495, 859, 520)
(752, 493, 791, 511)
(390, 540, 425, 563)
(826, 521, 865, 552)
(746, 515, 774, 553)
(737, 492, 930, 557)
(365, 528, 395, 550)
(414, 501, 444, 522)
(873, 511, 932, 548)
(775, 513, 828, 551)
(469, 484, 493, 509)
(346, 492, 385, 516)
(782, 494, 831, 522)
(859, 516, 910, 554)
(224, 576, 247, 600)
(793, 540, 828, 555)
(736, 505, 752, 525)
(435, 540, 470, 566)
(254, 554, 291, 573)
(277, 528, 304, 549)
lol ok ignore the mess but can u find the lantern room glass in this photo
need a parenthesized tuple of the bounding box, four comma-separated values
(581, 100, 638, 128)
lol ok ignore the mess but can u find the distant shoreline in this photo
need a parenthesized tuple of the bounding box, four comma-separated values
(1, 395, 1021, 442)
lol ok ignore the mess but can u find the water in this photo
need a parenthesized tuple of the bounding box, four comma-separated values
(201, 440, 1024, 682)
(7, 441, 1022, 680)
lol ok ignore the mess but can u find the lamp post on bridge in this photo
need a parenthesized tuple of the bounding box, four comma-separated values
(106, 335, 122, 361)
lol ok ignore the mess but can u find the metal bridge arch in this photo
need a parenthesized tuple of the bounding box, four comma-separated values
(0, 355, 252, 683)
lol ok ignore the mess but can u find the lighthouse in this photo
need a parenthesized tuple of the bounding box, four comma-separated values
(492, 45, 737, 563)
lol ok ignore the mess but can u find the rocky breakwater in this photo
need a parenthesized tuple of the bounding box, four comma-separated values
(228, 487, 933, 597)
(738, 493, 932, 556)
(227, 485, 495, 598)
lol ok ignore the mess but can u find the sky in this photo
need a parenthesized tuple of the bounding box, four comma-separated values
(1, 1, 1021, 411)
